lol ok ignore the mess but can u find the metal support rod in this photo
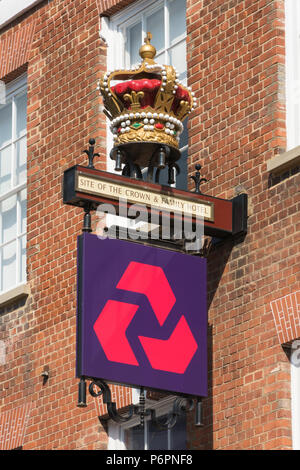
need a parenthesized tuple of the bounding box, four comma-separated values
(77, 377, 87, 408)
(115, 149, 123, 172)
(195, 397, 204, 426)
(82, 205, 92, 233)
(138, 387, 146, 428)
(157, 147, 166, 169)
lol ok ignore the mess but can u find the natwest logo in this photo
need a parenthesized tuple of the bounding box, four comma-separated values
(93, 262, 198, 374)
(77, 234, 207, 397)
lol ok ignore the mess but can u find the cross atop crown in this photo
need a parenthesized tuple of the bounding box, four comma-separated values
(145, 32, 152, 45)
(139, 31, 156, 61)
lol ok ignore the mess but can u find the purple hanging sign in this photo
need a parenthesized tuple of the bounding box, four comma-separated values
(77, 233, 207, 397)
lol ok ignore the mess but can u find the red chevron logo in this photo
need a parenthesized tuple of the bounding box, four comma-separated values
(93, 262, 198, 374)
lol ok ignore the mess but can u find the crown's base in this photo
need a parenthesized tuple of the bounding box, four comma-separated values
(113, 125, 179, 154)
(110, 141, 181, 168)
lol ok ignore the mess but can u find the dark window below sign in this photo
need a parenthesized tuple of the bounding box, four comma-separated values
(269, 164, 300, 187)
(124, 412, 187, 450)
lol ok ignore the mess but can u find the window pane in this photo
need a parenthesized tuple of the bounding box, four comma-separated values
(16, 93, 27, 138)
(170, 412, 186, 449)
(146, 8, 165, 54)
(20, 188, 27, 234)
(2, 195, 17, 244)
(155, 52, 165, 67)
(16, 136, 27, 185)
(176, 148, 187, 190)
(124, 424, 144, 450)
(179, 120, 188, 149)
(19, 235, 26, 283)
(0, 145, 12, 195)
(170, 40, 187, 82)
(148, 417, 169, 450)
(169, 0, 186, 44)
(129, 22, 142, 66)
(0, 102, 12, 148)
(2, 240, 16, 292)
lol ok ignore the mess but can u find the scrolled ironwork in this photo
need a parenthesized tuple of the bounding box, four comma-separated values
(89, 379, 135, 424)
(147, 396, 194, 430)
(81, 378, 201, 429)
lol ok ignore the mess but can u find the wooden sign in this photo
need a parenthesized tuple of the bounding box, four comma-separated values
(63, 165, 247, 239)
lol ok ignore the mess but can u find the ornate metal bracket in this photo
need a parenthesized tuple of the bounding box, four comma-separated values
(89, 379, 135, 423)
(77, 377, 203, 429)
(82, 203, 93, 233)
(190, 164, 207, 194)
(149, 396, 194, 430)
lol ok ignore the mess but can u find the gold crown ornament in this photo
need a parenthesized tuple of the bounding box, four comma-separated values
(98, 33, 197, 175)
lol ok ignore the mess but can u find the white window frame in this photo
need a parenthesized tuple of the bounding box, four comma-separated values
(285, 0, 300, 150)
(0, 0, 43, 30)
(0, 74, 27, 295)
(101, 0, 188, 174)
(107, 395, 186, 450)
(290, 342, 300, 450)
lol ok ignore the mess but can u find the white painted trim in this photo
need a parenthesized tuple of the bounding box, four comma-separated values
(109, 0, 159, 26)
(267, 144, 300, 173)
(2, 75, 27, 101)
(291, 357, 300, 449)
(131, 387, 140, 405)
(100, 16, 115, 173)
(285, 0, 300, 151)
(0, 74, 27, 293)
(107, 421, 126, 450)
(0, 0, 43, 30)
(0, 282, 29, 308)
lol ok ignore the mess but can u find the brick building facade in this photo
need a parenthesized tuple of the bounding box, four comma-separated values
(0, 0, 299, 450)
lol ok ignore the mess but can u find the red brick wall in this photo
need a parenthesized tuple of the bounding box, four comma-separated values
(0, 21, 35, 82)
(186, 0, 299, 450)
(97, 0, 136, 16)
(271, 290, 300, 344)
(0, 0, 109, 450)
(0, 404, 32, 450)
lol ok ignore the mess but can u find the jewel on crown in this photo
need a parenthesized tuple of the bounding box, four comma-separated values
(98, 32, 196, 152)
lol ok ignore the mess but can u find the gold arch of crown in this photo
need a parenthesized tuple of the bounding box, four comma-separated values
(98, 32, 197, 149)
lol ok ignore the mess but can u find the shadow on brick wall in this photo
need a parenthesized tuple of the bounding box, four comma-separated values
(187, 235, 243, 449)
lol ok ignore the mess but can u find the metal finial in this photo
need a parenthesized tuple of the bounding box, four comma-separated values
(83, 138, 100, 169)
(190, 164, 207, 194)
